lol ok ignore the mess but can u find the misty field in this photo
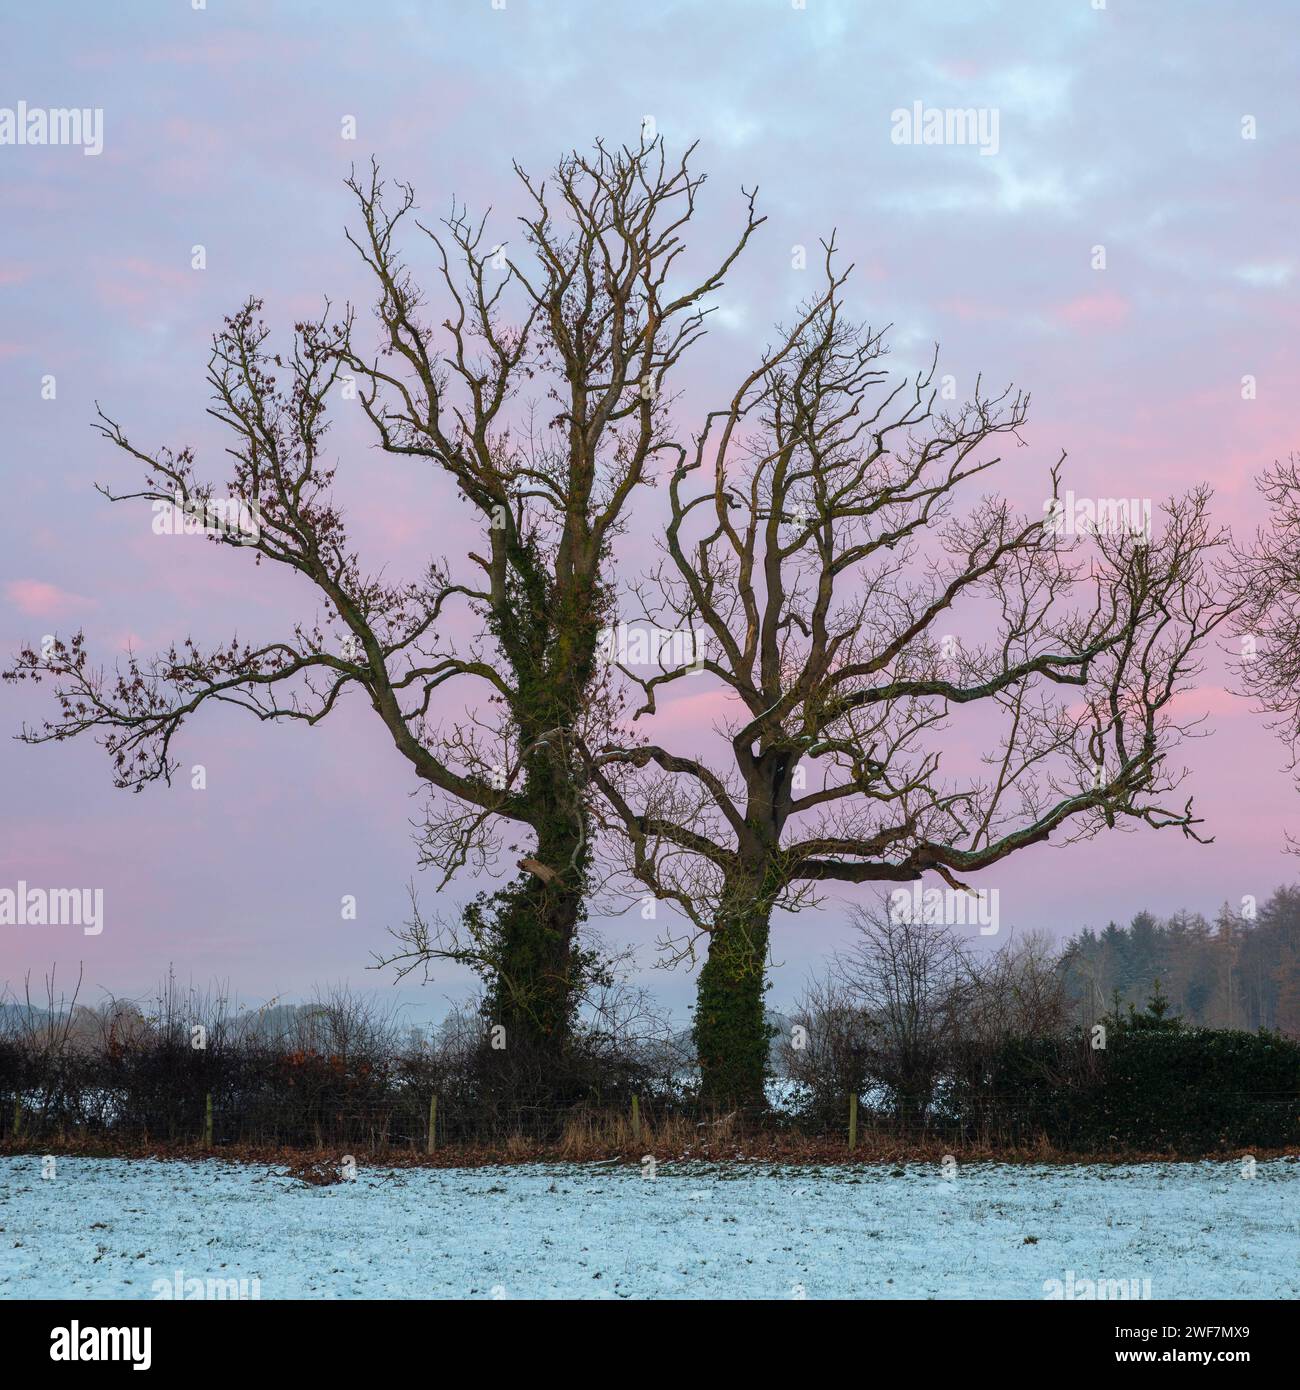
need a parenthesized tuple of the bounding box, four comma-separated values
(1, 1156, 1296, 1299)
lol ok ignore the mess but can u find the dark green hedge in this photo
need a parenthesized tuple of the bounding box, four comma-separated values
(955, 1026, 1300, 1152)
(1085, 1026, 1300, 1150)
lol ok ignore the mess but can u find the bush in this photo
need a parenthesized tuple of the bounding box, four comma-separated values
(0, 977, 691, 1148)
(948, 1025, 1300, 1153)
(1084, 1025, 1300, 1151)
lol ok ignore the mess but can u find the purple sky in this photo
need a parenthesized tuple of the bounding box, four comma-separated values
(2, 0, 1298, 1024)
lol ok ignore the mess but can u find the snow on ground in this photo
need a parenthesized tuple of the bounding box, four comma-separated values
(0, 1155, 1295, 1299)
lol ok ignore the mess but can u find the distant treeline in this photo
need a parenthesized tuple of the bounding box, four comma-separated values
(0, 976, 680, 1150)
(1059, 885, 1300, 1034)
(4, 889, 1300, 1156)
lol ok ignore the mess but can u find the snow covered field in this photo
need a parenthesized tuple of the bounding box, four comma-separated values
(1, 1155, 1295, 1299)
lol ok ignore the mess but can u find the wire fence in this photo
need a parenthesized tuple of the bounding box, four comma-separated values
(4, 1010, 1299, 1154)
(6, 1081, 1300, 1154)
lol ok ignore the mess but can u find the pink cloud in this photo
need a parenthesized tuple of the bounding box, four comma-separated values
(4, 579, 96, 620)
(1167, 685, 1246, 720)
(74, 32, 317, 72)
(939, 297, 1008, 323)
(1054, 290, 1132, 330)
(93, 256, 195, 313)
(124, 256, 188, 283)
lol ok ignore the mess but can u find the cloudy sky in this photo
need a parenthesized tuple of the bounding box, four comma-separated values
(2, 0, 1298, 1023)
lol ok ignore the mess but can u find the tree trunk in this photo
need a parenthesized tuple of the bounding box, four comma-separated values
(485, 576, 599, 1060)
(489, 860, 585, 1052)
(694, 878, 774, 1112)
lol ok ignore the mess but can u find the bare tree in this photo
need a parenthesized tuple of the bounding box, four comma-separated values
(5, 138, 763, 1063)
(964, 931, 1070, 1043)
(832, 902, 976, 1124)
(790, 916, 1070, 1126)
(1231, 453, 1300, 850)
(779, 972, 875, 1123)
(588, 245, 1240, 1106)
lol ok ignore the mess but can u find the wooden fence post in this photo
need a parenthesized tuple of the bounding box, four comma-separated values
(426, 1094, 438, 1155)
(204, 1092, 213, 1148)
(12, 1098, 21, 1139)
(631, 1094, 641, 1142)
(848, 1092, 858, 1153)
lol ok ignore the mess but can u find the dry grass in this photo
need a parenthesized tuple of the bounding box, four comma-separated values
(558, 1108, 702, 1157)
(3, 1131, 1295, 1171)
